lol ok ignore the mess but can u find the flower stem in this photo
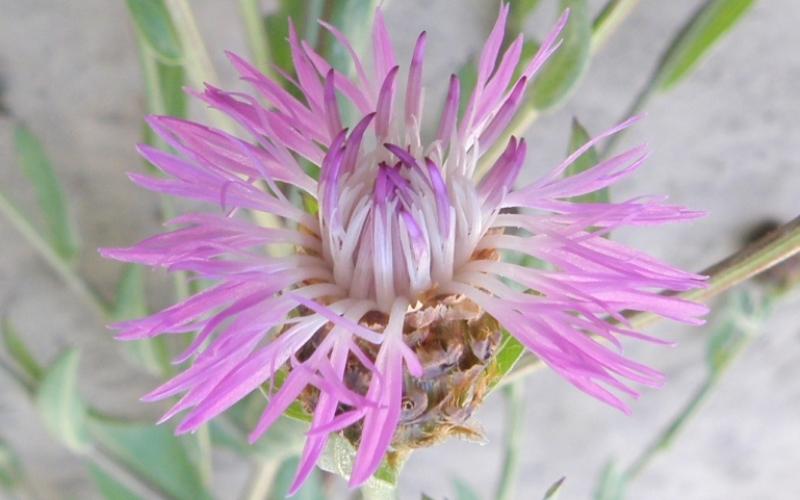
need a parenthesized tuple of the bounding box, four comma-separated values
(496, 380, 525, 500)
(134, 31, 191, 302)
(500, 215, 800, 385)
(239, 0, 275, 79)
(196, 424, 214, 489)
(244, 460, 279, 500)
(164, 0, 233, 134)
(164, 0, 283, 234)
(631, 214, 800, 330)
(0, 191, 110, 319)
(624, 378, 712, 481)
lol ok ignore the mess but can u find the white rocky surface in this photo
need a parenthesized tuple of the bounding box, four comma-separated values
(0, 1, 798, 499)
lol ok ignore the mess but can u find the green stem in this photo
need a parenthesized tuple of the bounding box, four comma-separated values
(499, 215, 800, 385)
(164, 0, 280, 238)
(196, 425, 214, 489)
(0, 192, 110, 318)
(243, 460, 279, 500)
(239, 0, 275, 79)
(496, 381, 525, 500)
(624, 378, 712, 480)
(631, 214, 800, 330)
(135, 34, 191, 302)
(164, 0, 233, 133)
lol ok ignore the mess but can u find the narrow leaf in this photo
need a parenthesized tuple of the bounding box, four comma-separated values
(87, 464, 142, 500)
(265, 0, 324, 77)
(125, 0, 183, 63)
(591, 0, 639, 52)
(216, 414, 306, 462)
(35, 349, 90, 453)
(156, 62, 187, 117)
(318, 433, 397, 493)
(318, 0, 380, 76)
(112, 266, 170, 376)
(508, 0, 544, 34)
(14, 124, 79, 261)
(0, 440, 23, 490)
(453, 478, 481, 500)
(489, 332, 526, 389)
(565, 118, 608, 204)
(457, 59, 477, 120)
(593, 461, 626, 500)
(1, 317, 43, 383)
(655, 0, 756, 91)
(543, 477, 567, 499)
(531, 0, 591, 110)
(89, 417, 211, 500)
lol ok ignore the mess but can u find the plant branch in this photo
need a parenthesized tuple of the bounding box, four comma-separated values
(499, 215, 800, 385)
(0, 191, 110, 318)
(239, 0, 275, 79)
(496, 380, 525, 500)
(243, 459, 279, 500)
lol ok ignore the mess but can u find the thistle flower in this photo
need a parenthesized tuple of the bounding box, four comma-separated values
(102, 4, 707, 491)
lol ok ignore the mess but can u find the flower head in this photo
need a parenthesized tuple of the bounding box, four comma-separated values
(102, 4, 707, 491)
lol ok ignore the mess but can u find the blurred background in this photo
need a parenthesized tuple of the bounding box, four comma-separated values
(1, 1, 799, 499)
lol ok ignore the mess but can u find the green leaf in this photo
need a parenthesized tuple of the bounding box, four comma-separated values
(272, 456, 326, 500)
(593, 461, 626, 500)
(453, 477, 481, 500)
(530, 0, 591, 110)
(591, 0, 639, 51)
(265, 0, 324, 77)
(489, 332, 526, 389)
(112, 266, 170, 376)
(259, 372, 313, 423)
(89, 417, 211, 500)
(1, 317, 43, 383)
(125, 0, 183, 63)
(0, 440, 23, 490)
(457, 59, 478, 121)
(318, 434, 397, 495)
(156, 62, 187, 117)
(565, 118, 608, 204)
(655, 0, 756, 91)
(210, 413, 307, 462)
(543, 476, 566, 499)
(87, 464, 142, 500)
(112, 266, 148, 321)
(318, 0, 380, 76)
(35, 349, 90, 453)
(508, 0, 544, 34)
(14, 124, 79, 261)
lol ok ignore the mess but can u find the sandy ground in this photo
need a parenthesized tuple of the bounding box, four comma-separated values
(1, 1, 799, 499)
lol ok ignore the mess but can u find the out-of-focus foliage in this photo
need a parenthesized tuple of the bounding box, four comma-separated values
(0, 0, 769, 498)
(36, 349, 90, 453)
(14, 124, 79, 261)
(654, 0, 757, 90)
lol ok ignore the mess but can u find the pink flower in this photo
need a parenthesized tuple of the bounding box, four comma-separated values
(101, 4, 707, 491)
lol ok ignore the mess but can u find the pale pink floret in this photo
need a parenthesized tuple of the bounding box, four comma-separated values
(101, 4, 707, 491)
